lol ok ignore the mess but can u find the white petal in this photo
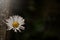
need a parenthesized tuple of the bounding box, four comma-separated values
(16, 28, 21, 32)
(13, 28, 17, 32)
(6, 19, 10, 22)
(20, 26, 25, 30)
(6, 23, 13, 28)
(6, 18, 13, 23)
(10, 16, 13, 20)
(14, 29, 17, 32)
(6, 23, 13, 30)
(7, 27, 12, 30)
(18, 19, 25, 25)
(19, 18, 24, 22)
(10, 16, 13, 22)
(17, 16, 25, 25)
(18, 16, 23, 21)
(20, 22, 25, 25)
(13, 16, 18, 21)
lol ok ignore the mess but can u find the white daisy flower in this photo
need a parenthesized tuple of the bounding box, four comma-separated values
(5, 15, 25, 32)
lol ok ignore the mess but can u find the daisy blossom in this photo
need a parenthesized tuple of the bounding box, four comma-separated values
(5, 15, 25, 32)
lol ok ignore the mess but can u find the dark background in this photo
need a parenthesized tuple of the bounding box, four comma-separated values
(6, 0, 60, 40)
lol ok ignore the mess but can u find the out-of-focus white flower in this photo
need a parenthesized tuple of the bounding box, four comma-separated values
(5, 15, 25, 32)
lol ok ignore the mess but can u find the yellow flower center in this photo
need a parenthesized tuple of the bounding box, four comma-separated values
(12, 21, 19, 28)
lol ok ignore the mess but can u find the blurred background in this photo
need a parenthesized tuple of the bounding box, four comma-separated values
(0, 0, 60, 40)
